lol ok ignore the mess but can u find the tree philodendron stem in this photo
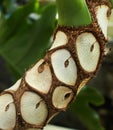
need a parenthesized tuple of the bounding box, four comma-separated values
(0, 0, 112, 130)
(56, 0, 92, 26)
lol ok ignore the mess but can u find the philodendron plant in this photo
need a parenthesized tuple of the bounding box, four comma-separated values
(0, 0, 113, 130)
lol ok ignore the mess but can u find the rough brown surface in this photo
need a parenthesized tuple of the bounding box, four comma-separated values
(0, 1, 112, 130)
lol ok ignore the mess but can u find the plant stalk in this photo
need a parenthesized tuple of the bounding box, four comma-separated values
(0, 0, 112, 130)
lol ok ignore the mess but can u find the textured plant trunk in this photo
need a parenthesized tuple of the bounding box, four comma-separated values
(0, 0, 112, 130)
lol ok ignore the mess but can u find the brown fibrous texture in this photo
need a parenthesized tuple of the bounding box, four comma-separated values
(0, 1, 112, 130)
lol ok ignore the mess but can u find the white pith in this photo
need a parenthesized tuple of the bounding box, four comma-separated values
(50, 31, 68, 50)
(0, 94, 16, 129)
(76, 32, 100, 72)
(77, 78, 90, 94)
(95, 5, 109, 38)
(21, 91, 48, 125)
(5, 79, 21, 91)
(52, 86, 74, 109)
(25, 59, 52, 93)
(51, 49, 77, 86)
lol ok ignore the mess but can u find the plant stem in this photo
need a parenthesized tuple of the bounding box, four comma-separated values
(56, 0, 92, 27)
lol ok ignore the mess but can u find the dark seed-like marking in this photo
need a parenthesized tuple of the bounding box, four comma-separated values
(36, 100, 43, 109)
(38, 64, 44, 73)
(5, 102, 13, 111)
(64, 92, 71, 100)
(90, 41, 96, 52)
(64, 57, 71, 67)
(5, 104, 10, 111)
(64, 60, 69, 67)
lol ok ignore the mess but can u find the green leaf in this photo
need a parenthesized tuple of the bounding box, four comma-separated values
(0, 1, 56, 80)
(70, 86, 105, 130)
(56, 0, 92, 26)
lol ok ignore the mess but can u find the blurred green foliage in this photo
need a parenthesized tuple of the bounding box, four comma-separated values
(71, 86, 105, 130)
(0, 0, 56, 79)
(0, 0, 105, 130)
